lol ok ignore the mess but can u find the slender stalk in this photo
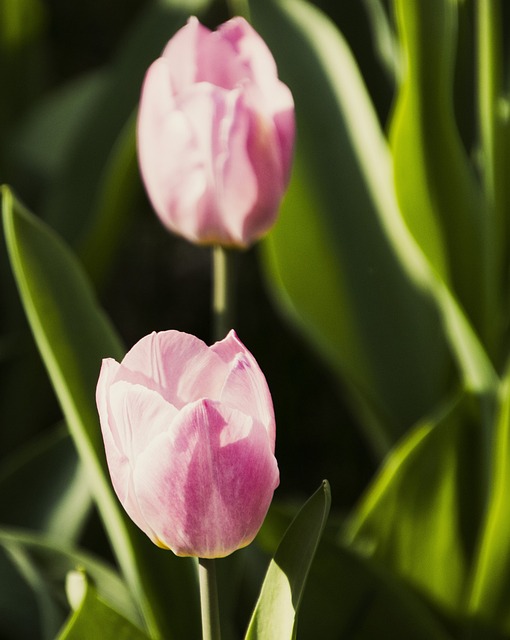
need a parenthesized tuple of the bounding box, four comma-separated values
(200, 245, 237, 638)
(477, 0, 502, 205)
(198, 558, 222, 640)
(476, 0, 504, 357)
(212, 245, 235, 341)
(225, 0, 251, 21)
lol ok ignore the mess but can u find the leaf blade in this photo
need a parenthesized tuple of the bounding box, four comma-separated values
(245, 481, 331, 639)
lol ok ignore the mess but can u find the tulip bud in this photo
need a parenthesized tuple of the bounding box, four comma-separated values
(96, 329, 279, 558)
(137, 16, 295, 248)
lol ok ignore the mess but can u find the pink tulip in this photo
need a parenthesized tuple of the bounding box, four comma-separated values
(96, 329, 279, 558)
(137, 16, 295, 247)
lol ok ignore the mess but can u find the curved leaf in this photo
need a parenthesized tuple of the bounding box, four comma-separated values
(468, 365, 510, 632)
(390, 0, 490, 343)
(245, 480, 331, 639)
(0, 424, 91, 540)
(0, 527, 142, 631)
(253, 0, 498, 456)
(346, 393, 485, 612)
(58, 571, 149, 640)
(1, 186, 200, 639)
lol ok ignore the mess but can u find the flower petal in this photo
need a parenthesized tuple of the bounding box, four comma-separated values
(212, 331, 275, 444)
(97, 360, 162, 542)
(108, 381, 179, 457)
(161, 16, 211, 92)
(133, 399, 279, 557)
(115, 331, 227, 406)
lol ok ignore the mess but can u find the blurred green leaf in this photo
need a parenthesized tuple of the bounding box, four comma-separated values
(42, 0, 212, 249)
(57, 570, 149, 640)
(468, 365, 510, 633)
(1, 187, 200, 639)
(0, 548, 41, 640)
(253, 0, 450, 453)
(390, 0, 489, 344)
(9, 71, 110, 185)
(77, 111, 139, 286)
(245, 480, 331, 639)
(259, 501, 455, 638)
(253, 0, 498, 456)
(301, 536, 454, 640)
(345, 393, 485, 613)
(0, 527, 142, 633)
(0, 424, 91, 541)
(3, 537, 66, 639)
(0, 0, 45, 50)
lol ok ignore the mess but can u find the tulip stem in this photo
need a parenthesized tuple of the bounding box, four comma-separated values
(212, 245, 235, 341)
(198, 557, 222, 640)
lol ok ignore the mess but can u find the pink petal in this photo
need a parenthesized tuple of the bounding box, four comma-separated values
(137, 58, 210, 240)
(114, 331, 226, 407)
(96, 360, 160, 542)
(212, 332, 275, 446)
(108, 381, 179, 457)
(218, 18, 278, 96)
(161, 17, 211, 92)
(133, 399, 279, 557)
(96, 358, 121, 451)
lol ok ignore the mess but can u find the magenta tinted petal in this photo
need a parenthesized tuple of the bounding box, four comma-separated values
(133, 399, 278, 557)
(211, 331, 275, 443)
(217, 17, 278, 95)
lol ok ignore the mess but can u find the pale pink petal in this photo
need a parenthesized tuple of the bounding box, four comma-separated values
(209, 329, 245, 362)
(133, 399, 279, 557)
(218, 18, 278, 96)
(108, 381, 179, 457)
(137, 58, 210, 241)
(211, 331, 275, 444)
(272, 88, 295, 184)
(96, 360, 160, 542)
(219, 355, 275, 449)
(117, 331, 227, 406)
(97, 358, 122, 451)
(161, 17, 211, 92)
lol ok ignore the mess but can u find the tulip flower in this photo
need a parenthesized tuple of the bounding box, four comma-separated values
(96, 329, 279, 558)
(137, 16, 295, 247)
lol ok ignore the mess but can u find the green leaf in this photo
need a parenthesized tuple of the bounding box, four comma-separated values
(0, 526, 142, 629)
(390, 0, 490, 344)
(253, 0, 498, 456)
(42, 0, 212, 248)
(252, 0, 451, 453)
(345, 393, 485, 613)
(0, 424, 91, 541)
(57, 570, 150, 640)
(245, 480, 331, 639)
(467, 365, 510, 632)
(258, 503, 454, 639)
(0, 0, 45, 50)
(2, 539, 64, 639)
(77, 111, 139, 286)
(301, 537, 454, 640)
(1, 187, 200, 639)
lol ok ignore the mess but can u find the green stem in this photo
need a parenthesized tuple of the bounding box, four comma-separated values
(476, 0, 504, 358)
(225, 0, 251, 21)
(198, 558, 222, 640)
(212, 245, 235, 341)
(477, 0, 502, 201)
